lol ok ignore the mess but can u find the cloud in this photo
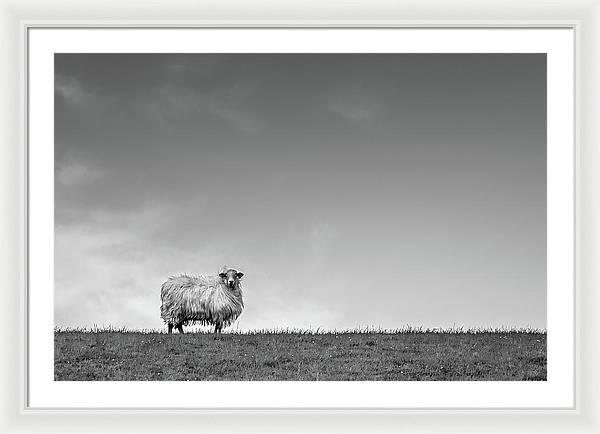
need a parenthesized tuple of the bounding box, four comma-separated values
(55, 74, 119, 116)
(55, 75, 92, 107)
(209, 105, 262, 135)
(134, 78, 263, 135)
(56, 154, 105, 187)
(54, 201, 346, 331)
(328, 85, 385, 123)
(54, 202, 220, 329)
(164, 55, 224, 78)
(208, 82, 263, 134)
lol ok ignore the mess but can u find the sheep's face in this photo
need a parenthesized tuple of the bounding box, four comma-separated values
(219, 268, 244, 289)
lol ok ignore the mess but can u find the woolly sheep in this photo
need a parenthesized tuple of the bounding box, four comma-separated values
(160, 266, 244, 334)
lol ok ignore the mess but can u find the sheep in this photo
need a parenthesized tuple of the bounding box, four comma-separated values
(160, 266, 244, 334)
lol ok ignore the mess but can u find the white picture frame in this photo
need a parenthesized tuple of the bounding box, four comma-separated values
(1, 0, 598, 432)
(28, 26, 573, 410)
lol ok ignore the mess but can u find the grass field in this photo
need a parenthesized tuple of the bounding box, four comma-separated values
(54, 328, 546, 381)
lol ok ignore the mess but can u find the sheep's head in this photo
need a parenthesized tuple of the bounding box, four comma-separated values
(219, 267, 244, 289)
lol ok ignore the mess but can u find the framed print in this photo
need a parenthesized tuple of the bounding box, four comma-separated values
(1, 1, 599, 433)
(26, 24, 579, 408)
(26, 26, 575, 410)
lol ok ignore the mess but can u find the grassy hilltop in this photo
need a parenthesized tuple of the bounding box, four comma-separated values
(54, 328, 546, 381)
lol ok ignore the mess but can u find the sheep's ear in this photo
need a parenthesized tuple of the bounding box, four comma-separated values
(236, 272, 244, 279)
(219, 273, 227, 278)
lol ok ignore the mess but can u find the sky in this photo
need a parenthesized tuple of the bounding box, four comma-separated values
(54, 53, 547, 331)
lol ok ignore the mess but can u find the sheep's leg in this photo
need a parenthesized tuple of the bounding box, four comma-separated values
(176, 323, 184, 334)
(214, 323, 223, 334)
(167, 323, 173, 334)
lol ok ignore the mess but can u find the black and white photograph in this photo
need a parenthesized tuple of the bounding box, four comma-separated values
(54, 52, 547, 381)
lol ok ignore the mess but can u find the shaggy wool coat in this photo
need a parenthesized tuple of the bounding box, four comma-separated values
(160, 274, 244, 328)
